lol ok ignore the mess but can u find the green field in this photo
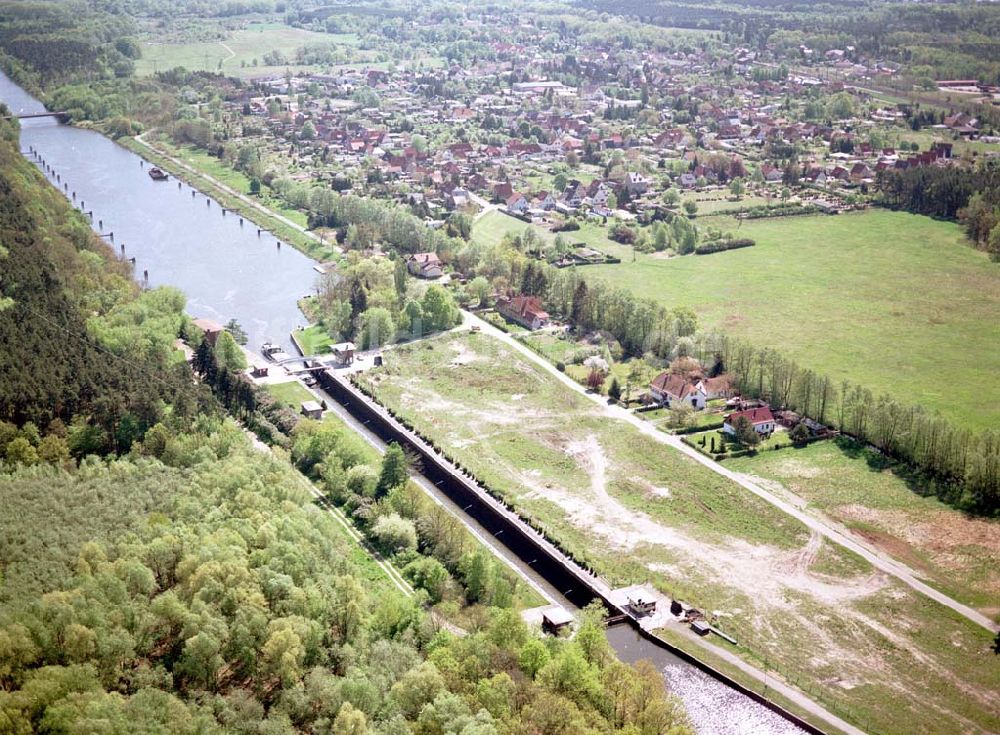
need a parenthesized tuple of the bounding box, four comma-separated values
(369, 331, 1000, 735)
(727, 440, 1000, 612)
(267, 379, 316, 410)
(584, 210, 1000, 430)
(472, 210, 628, 257)
(135, 24, 358, 77)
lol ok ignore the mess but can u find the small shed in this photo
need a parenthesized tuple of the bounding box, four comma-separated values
(691, 619, 711, 636)
(301, 400, 324, 420)
(251, 365, 269, 378)
(542, 606, 574, 635)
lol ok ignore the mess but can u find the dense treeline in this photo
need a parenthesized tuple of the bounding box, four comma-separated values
(876, 162, 1000, 257)
(456, 236, 1000, 515)
(875, 164, 1000, 220)
(0, 1, 139, 83)
(0, 113, 209, 460)
(720, 339, 999, 513)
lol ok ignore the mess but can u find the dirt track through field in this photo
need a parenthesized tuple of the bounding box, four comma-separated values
(461, 311, 999, 634)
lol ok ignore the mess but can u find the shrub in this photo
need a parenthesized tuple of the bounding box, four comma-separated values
(694, 238, 755, 255)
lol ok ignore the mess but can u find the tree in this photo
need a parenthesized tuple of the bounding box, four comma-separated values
(300, 121, 316, 140)
(553, 172, 568, 191)
(519, 639, 551, 678)
(467, 276, 490, 307)
(683, 200, 698, 216)
(421, 285, 460, 332)
(608, 377, 622, 402)
(732, 416, 760, 447)
(4, 437, 38, 466)
(214, 331, 247, 371)
(586, 368, 605, 391)
(988, 223, 1000, 262)
(332, 703, 368, 735)
(729, 177, 745, 199)
(357, 307, 395, 349)
(371, 513, 417, 553)
(402, 557, 449, 603)
(790, 422, 810, 445)
(224, 319, 248, 345)
(668, 403, 695, 429)
(376, 443, 408, 496)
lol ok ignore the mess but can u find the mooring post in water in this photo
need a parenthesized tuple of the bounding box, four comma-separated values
(257, 229, 261, 236)
(72, 191, 76, 200)
(130, 257, 136, 264)
(110, 232, 114, 242)
(222, 209, 226, 216)
(87, 211, 93, 220)
(143, 269, 148, 284)
(120, 243, 125, 255)
(277, 241, 281, 250)
(140, 160, 143, 168)
(178, 181, 181, 189)
(99, 219, 103, 230)
(239, 218, 243, 226)
(80, 201, 84, 210)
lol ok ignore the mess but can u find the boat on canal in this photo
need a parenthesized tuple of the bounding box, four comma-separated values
(148, 166, 168, 181)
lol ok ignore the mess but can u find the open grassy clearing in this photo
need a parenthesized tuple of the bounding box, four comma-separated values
(584, 209, 1000, 430)
(727, 440, 1000, 614)
(293, 324, 334, 355)
(472, 209, 628, 257)
(267, 379, 316, 410)
(135, 25, 358, 76)
(368, 331, 1000, 735)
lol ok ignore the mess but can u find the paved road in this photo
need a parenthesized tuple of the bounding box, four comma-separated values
(461, 311, 999, 634)
(467, 190, 498, 221)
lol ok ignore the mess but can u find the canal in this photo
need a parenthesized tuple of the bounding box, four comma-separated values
(1, 71, 809, 735)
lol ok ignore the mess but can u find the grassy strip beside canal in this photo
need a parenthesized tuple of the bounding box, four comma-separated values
(120, 134, 341, 263)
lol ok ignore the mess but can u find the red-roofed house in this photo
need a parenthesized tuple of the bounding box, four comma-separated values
(649, 373, 733, 409)
(406, 252, 443, 279)
(497, 295, 550, 330)
(723, 407, 775, 437)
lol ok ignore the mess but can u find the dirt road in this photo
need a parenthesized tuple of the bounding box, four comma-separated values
(461, 310, 999, 634)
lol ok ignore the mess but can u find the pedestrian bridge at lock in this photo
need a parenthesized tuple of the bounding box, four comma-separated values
(3, 111, 70, 122)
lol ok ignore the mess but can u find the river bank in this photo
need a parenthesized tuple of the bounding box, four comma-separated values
(122, 132, 340, 262)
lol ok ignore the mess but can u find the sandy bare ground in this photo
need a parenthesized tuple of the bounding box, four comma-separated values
(523, 434, 888, 611)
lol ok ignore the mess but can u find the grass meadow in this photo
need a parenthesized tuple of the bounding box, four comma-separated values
(368, 331, 1000, 735)
(136, 24, 359, 77)
(584, 209, 1000, 430)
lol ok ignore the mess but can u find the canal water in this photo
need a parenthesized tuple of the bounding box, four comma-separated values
(1, 71, 808, 735)
(0, 74, 314, 354)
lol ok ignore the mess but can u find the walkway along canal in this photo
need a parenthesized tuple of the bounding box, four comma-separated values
(1, 70, 822, 735)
